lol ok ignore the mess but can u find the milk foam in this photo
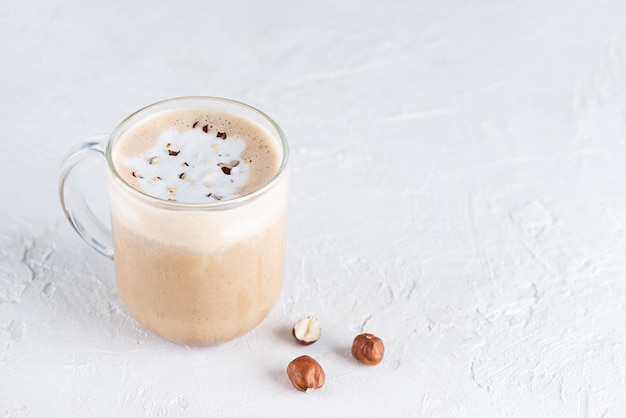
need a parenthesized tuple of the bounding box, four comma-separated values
(123, 127, 250, 203)
(110, 107, 287, 251)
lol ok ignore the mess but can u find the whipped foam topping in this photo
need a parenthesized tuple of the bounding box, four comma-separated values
(122, 126, 250, 203)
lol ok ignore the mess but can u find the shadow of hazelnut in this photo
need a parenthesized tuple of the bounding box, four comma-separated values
(270, 367, 293, 391)
(273, 325, 296, 345)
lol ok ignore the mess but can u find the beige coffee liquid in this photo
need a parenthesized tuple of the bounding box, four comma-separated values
(108, 108, 287, 344)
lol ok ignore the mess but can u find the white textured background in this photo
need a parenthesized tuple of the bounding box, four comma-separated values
(2, 0, 626, 416)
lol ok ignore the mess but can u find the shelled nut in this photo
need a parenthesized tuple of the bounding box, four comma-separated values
(292, 316, 322, 345)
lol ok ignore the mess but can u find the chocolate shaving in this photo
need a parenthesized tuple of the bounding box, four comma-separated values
(183, 162, 189, 167)
(216, 131, 227, 139)
(192, 121, 199, 128)
(155, 176, 162, 180)
(230, 160, 240, 167)
(132, 171, 136, 177)
(150, 156, 159, 165)
(214, 195, 222, 201)
(168, 150, 180, 156)
(221, 166, 231, 175)
(179, 172, 187, 179)
(166, 143, 171, 148)
(206, 193, 212, 198)
(202, 125, 208, 133)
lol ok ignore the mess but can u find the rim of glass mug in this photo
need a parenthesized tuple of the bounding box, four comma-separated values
(106, 96, 289, 211)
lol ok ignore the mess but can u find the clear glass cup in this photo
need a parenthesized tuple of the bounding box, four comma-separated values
(59, 97, 289, 345)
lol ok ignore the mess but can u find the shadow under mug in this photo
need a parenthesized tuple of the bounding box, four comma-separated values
(59, 97, 289, 345)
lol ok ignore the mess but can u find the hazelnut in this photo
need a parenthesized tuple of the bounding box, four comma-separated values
(351, 333, 384, 365)
(286, 355, 325, 392)
(292, 316, 322, 345)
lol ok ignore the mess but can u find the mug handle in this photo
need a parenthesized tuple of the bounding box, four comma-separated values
(58, 135, 114, 259)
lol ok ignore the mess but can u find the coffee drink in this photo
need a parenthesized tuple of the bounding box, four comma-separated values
(107, 106, 287, 344)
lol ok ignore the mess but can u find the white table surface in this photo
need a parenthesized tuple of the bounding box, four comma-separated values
(2, 0, 626, 416)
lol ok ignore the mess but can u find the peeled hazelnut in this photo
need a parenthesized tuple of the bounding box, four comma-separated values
(286, 355, 325, 392)
(351, 333, 384, 365)
(292, 316, 321, 345)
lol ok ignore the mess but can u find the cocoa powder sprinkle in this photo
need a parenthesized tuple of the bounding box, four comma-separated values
(217, 131, 227, 139)
(168, 150, 180, 156)
(202, 125, 209, 133)
(221, 166, 231, 175)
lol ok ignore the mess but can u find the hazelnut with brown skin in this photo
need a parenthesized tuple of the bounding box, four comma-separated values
(351, 333, 384, 365)
(286, 355, 325, 392)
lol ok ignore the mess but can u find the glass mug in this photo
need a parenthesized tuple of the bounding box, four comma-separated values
(59, 97, 289, 345)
